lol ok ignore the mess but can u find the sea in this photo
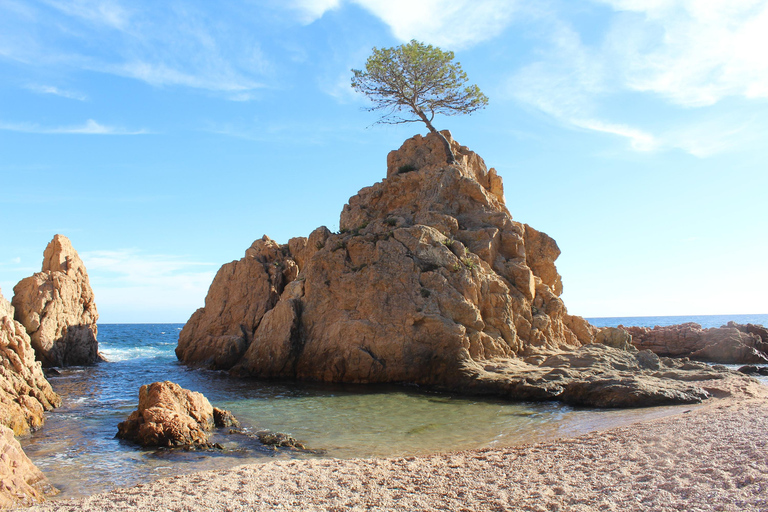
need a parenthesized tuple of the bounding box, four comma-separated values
(20, 314, 768, 500)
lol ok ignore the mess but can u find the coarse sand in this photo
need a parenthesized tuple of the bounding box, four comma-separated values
(21, 377, 768, 512)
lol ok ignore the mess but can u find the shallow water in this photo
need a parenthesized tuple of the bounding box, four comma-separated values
(19, 318, 767, 500)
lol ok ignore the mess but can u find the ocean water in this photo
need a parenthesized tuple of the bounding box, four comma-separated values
(20, 316, 768, 500)
(587, 314, 768, 329)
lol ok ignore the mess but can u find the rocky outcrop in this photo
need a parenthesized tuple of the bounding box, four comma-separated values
(116, 381, 236, 448)
(0, 288, 61, 435)
(0, 425, 57, 508)
(176, 132, 738, 407)
(463, 343, 717, 407)
(625, 323, 768, 364)
(0, 288, 60, 507)
(12, 235, 100, 367)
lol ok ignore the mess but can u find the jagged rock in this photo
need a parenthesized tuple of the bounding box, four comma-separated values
(0, 289, 60, 507)
(213, 407, 240, 428)
(0, 425, 58, 508)
(595, 327, 636, 352)
(177, 132, 743, 408)
(625, 323, 768, 364)
(0, 288, 61, 435)
(176, 236, 300, 370)
(117, 381, 237, 448)
(12, 235, 99, 367)
(257, 432, 305, 450)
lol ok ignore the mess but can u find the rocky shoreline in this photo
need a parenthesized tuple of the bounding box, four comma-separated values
(21, 376, 768, 512)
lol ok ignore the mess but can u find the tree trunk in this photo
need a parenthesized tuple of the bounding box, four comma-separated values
(416, 110, 457, 165)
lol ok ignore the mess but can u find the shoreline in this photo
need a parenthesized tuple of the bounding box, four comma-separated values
(22, 377, 768, 512)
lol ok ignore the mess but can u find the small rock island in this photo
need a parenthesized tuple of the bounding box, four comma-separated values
(176, 133, 744, 408)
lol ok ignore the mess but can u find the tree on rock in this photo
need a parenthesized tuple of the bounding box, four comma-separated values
(351, 40, 488, 164)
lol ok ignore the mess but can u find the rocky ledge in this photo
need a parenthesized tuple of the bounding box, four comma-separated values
(625, 322, 768, 364)
(176, 132, 751, 408)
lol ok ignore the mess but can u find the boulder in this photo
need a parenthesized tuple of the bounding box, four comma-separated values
(12, 235, 100, 367)
(0, 425, 57, 508)
(0, 288, 61, 435)
(116, 381, 237, 448)
(595, 327, 636, 352)
(625, 322, 768, 364)
(177, 132, 743, 408)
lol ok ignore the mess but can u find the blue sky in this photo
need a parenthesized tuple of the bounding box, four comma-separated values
(2, 0, 767, 323)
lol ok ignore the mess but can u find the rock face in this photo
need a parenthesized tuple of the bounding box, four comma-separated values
(0, 288, 61, 435)
(0, 425, 57, 508)
(176, 132, 738, 407)
(117, 381, 235, 448)
(12, 235, 100, 367)
(0, 288, 60, 507)
(625, 322, 768, 364)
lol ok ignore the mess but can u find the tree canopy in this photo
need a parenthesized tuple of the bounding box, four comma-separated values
(351, 40, 488, 164)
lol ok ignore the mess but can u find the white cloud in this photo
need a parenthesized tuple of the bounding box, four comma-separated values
(0, 119, 148, 135)
(26, 84, 88, 101)
(291, 0, 342, 24)
(507, 0, 768, 156)
(81, 249, 217, 322)
(354, 0, 519, 48)
(292, 0, 519, 48)
(599, 0, 768, 106)
(40, 0, 131, 30)
(1, 1, 270, 99)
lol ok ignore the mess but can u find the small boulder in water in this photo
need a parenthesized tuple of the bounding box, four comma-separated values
(116, 381, 238, 448)
(257, 432, 306, 450)
(213, 407, 240, 428)
(738, 365, 768, 376)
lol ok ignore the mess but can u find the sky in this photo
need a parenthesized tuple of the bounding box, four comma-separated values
(1, 0, 767, 323)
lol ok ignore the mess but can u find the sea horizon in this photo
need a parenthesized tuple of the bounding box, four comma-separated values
(97, 313, 768, 329)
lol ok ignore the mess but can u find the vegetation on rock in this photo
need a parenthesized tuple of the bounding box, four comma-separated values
(351, 40, 488, 164)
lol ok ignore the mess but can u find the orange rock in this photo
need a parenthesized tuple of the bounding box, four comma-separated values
(177, 133, 739, 407)
(0, 425, 57, 508)
(117, 381, 236, 448)
(12, 235, 99, 367)
(625, 322, 768, 364)
(0, 287, 61, 435)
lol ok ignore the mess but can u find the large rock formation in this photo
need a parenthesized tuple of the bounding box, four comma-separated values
(117, 381, 236, 448)
(0, 288, 61, 435)
(177, 132, 739, 407)
(12, 235, 100, 367)
(0, 288, 60, 507)
(0, 425, 57, 508)
(625, 322, 768, 364)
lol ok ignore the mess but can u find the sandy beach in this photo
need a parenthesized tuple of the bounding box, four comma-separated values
(20, 377, 768, 512)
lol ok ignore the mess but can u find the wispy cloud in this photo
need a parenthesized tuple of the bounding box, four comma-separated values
(599, 0, 768, 106)
(506, 0, 768, 156)
(0, 1, 272, 99)
(26, 84, 88, 101)
(291, 0, 520, 48)
(0, 119, 148, 135)
(81, 248, 218, 322)
(40, 0, 132, 30)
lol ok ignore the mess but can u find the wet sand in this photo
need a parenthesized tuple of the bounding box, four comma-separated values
(23, 377, 768, 512)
